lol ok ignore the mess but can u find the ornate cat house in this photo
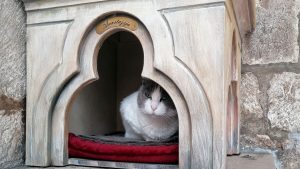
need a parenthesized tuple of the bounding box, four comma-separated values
(23, 0, 255, 168)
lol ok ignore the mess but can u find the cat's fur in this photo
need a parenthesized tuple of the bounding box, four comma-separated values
(120, 79, 178, 141)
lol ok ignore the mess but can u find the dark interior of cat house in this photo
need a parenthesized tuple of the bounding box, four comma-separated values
(67, 31, 179, 167)
(69, 31, 143, 135)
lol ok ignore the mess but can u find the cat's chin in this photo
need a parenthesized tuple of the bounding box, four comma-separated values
(142, 111, 168, 117)
(142, 111, 157, 116)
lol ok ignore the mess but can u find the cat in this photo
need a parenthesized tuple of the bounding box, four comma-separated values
(120, 79, 178, 141)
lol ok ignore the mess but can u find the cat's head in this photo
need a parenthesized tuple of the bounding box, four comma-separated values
(137, 79, 177, 116)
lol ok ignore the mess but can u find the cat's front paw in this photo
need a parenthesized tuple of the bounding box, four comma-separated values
(144, 136, 162, 142)
(125, 132, 143, 140)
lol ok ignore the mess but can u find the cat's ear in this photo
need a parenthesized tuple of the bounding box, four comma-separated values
(141, 78, 150, 86)
(141, 79, 145, 86)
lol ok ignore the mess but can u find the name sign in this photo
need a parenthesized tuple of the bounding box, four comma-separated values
(96, 16, 138, 34)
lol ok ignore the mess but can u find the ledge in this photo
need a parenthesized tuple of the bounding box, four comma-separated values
(227, 153, 276, 169)
(13, 153, 276, 169)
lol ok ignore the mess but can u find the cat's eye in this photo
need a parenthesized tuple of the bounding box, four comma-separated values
(160, 97, 167, 102)
(145, 92, 151, 99)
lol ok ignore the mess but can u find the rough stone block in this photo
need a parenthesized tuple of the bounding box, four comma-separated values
(240, 73, 273, 148)
(0, 0, 26, 100)
(242, 0, 299, 65)
(278, 133, 300, 169)
(240, 134, 277, 149)
(0, 110, 24, 169)
(241, 72, 263, 118)
(268, 72, 300, 132)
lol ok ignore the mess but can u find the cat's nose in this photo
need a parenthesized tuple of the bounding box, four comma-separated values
(151, 105, 157, 111)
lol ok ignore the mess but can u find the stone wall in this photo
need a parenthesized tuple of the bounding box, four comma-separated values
(0, 0, 26, 168)
(240, 0, 300, 168)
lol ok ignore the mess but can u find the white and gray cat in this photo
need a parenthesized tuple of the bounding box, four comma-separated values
(120, 79, 178, 141)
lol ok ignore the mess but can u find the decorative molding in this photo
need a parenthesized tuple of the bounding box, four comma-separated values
(22, 0, 255, 36)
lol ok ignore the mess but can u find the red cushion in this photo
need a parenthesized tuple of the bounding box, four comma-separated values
(68, 133, 178, 164)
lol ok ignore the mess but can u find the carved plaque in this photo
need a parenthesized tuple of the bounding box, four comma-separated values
(96, 16, 138, 34)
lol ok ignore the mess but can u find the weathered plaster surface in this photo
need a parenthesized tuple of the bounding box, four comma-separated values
(242, 0, 299, 65)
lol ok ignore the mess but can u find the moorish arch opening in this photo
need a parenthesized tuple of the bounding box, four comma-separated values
(67, 30, 180, 167)
(69, 31, 144, 135)
(48, 15, 193, 168)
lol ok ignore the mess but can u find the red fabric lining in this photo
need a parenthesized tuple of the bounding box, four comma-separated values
(69, 147, 178, 163)
(68, 133, 178, 163)
(69, 133, 178, 155)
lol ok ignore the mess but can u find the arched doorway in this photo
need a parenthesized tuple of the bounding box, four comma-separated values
(51, 15, 197, 168)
